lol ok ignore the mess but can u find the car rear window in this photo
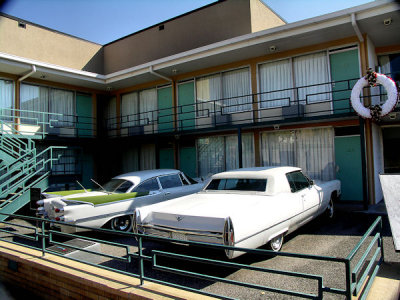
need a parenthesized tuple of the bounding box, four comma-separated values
(205, 178, 267, 192)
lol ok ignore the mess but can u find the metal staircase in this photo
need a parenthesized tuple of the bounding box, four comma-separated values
(0, 110, 64, 221)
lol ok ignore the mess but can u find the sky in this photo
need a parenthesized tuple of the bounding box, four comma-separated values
(0, 0, 375, 45)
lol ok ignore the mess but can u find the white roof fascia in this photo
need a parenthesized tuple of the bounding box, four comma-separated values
(0, 52, 106, 84)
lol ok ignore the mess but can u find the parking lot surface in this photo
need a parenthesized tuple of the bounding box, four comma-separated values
(1, 207, 399, 299)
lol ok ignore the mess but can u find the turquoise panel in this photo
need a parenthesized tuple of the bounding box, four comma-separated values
(329, 49, 360, 114)
(81, 152, 94, 188)
(159, 148, 174, 169)
(334, 136, 363, 201)
(178, 82, 195, 130)
(76, 94, 93, 137)
(179, 147, 196, 178)
(157, 87, 174, 132)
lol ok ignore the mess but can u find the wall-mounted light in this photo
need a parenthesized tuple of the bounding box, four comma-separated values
(40, 74, 46, 79)
(172, 69, 178, 74)
(106, 86, 113, 91)
(269, 45, 277, 52)
(384, 18, 392, 26)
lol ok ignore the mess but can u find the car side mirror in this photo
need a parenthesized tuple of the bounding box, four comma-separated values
(309, 179, 314, 186)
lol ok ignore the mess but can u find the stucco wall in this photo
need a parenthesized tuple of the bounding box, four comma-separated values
(103, 0, 254, 74)
(250, 0, 285, 33)
(0, 15, 103, 73)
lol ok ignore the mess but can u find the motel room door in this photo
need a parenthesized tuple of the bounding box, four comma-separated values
(76, 93, 93, 137)
(334, 135, 363, 201)
(329, 48, 360, 114)
(178, 81, 196, 131)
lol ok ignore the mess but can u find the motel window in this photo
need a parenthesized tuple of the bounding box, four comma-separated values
(196, 67, 251, 117)
(0, 79, 14, 119)
(20, 83, 74, 127)
(197, 133, 254, 178)
(121, 88, 157, 128)
(259, 51, 331, 108)
(260, 127, 335, 181)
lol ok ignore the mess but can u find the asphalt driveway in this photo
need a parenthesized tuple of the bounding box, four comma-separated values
(1, 207, 398, 299)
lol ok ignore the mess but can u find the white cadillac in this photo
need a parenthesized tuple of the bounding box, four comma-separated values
(133, 167, 341, 258)
(37, 169, 204, 232)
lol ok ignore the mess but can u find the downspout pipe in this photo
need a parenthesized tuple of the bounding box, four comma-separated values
(18, 65, 36, 82)
(351, 13, 364, 43)
(149, 65, 172, 82)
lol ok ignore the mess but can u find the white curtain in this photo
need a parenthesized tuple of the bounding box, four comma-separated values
(222, 68, 251, 113)
(261, 127, 334, 180)
(378, 55, 391, 105)
(0, 79, 13, 118)
(105, 97, 117, 129)
(197, 133, 255, 177)
(197, 136, 225, 177)
(296, 128, 334, 180)
(139, 88, 157, 125)
(225, 135, 239, 171)
(20, 84, 49, 124)
(50, 89, 74, 127)
(294, 52, 331, 104)
(379, 55, 391, 75)
(261, 130, 296, 166)
(242, 133, 255, 168)
(196, 74, 221, 116)
(121, 92, 138, 127)
(140, 144, 156, 170)
(259, 59, 292, 108)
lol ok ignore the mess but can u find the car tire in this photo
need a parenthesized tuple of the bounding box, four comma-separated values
(269, 234, 284, 252)
(326, 195, 335, 219)
(110, 215, 133, 232)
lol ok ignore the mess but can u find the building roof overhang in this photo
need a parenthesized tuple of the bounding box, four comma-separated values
(0, 0, 398, 91)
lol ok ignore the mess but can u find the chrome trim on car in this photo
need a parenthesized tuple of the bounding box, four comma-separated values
(140, 223, 223, 239)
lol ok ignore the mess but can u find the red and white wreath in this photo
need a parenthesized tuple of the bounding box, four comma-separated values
(350, 69, 398, 121)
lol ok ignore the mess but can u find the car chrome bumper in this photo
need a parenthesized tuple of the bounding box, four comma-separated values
(139, 224, 224, 244)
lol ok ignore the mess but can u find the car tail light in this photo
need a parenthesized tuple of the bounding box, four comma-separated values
(54, 208, 64, 213)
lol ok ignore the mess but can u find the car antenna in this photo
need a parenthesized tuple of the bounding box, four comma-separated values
(76, 180, 88, 193)
(90, 178, 108, 193)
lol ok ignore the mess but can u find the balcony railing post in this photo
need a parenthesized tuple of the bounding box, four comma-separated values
(138, 236, 144, 285)
(41, 219, 46, 256)
(345, 259, 352, 299)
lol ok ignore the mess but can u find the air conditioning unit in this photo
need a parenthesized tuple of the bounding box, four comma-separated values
(282, 104, 305, 118)
(128, 125, 144, 136)
(213, 114, 232, 126)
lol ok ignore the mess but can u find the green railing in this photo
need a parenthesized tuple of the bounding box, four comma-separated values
(0, 213, 384, 299)
(0, 146, 65, 203)
(0, 108, 63, 139)
(0, 111, 66, 217)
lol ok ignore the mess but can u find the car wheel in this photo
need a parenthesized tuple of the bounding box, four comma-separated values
(269, 234, 284, 252)
(110, 215, 133, 232)
(326, 195, 334, 219)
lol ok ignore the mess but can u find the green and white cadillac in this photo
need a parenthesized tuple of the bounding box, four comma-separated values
(37, 169, 204, 232)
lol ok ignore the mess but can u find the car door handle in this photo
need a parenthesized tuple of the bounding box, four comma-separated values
(165, 192, 171, 195)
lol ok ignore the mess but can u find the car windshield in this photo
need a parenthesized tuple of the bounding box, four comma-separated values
(205, 178, 267, 192)
(96, 179, 133, 193)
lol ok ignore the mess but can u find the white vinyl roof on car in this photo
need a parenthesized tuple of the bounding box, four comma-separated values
(212, 166, 301, 180)
(113, 169, 180, 186)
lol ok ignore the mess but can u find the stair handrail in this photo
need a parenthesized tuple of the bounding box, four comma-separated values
(0, 146, 66, 202)
(0, 143, 37, 174)
(0, 121, 33, 153)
